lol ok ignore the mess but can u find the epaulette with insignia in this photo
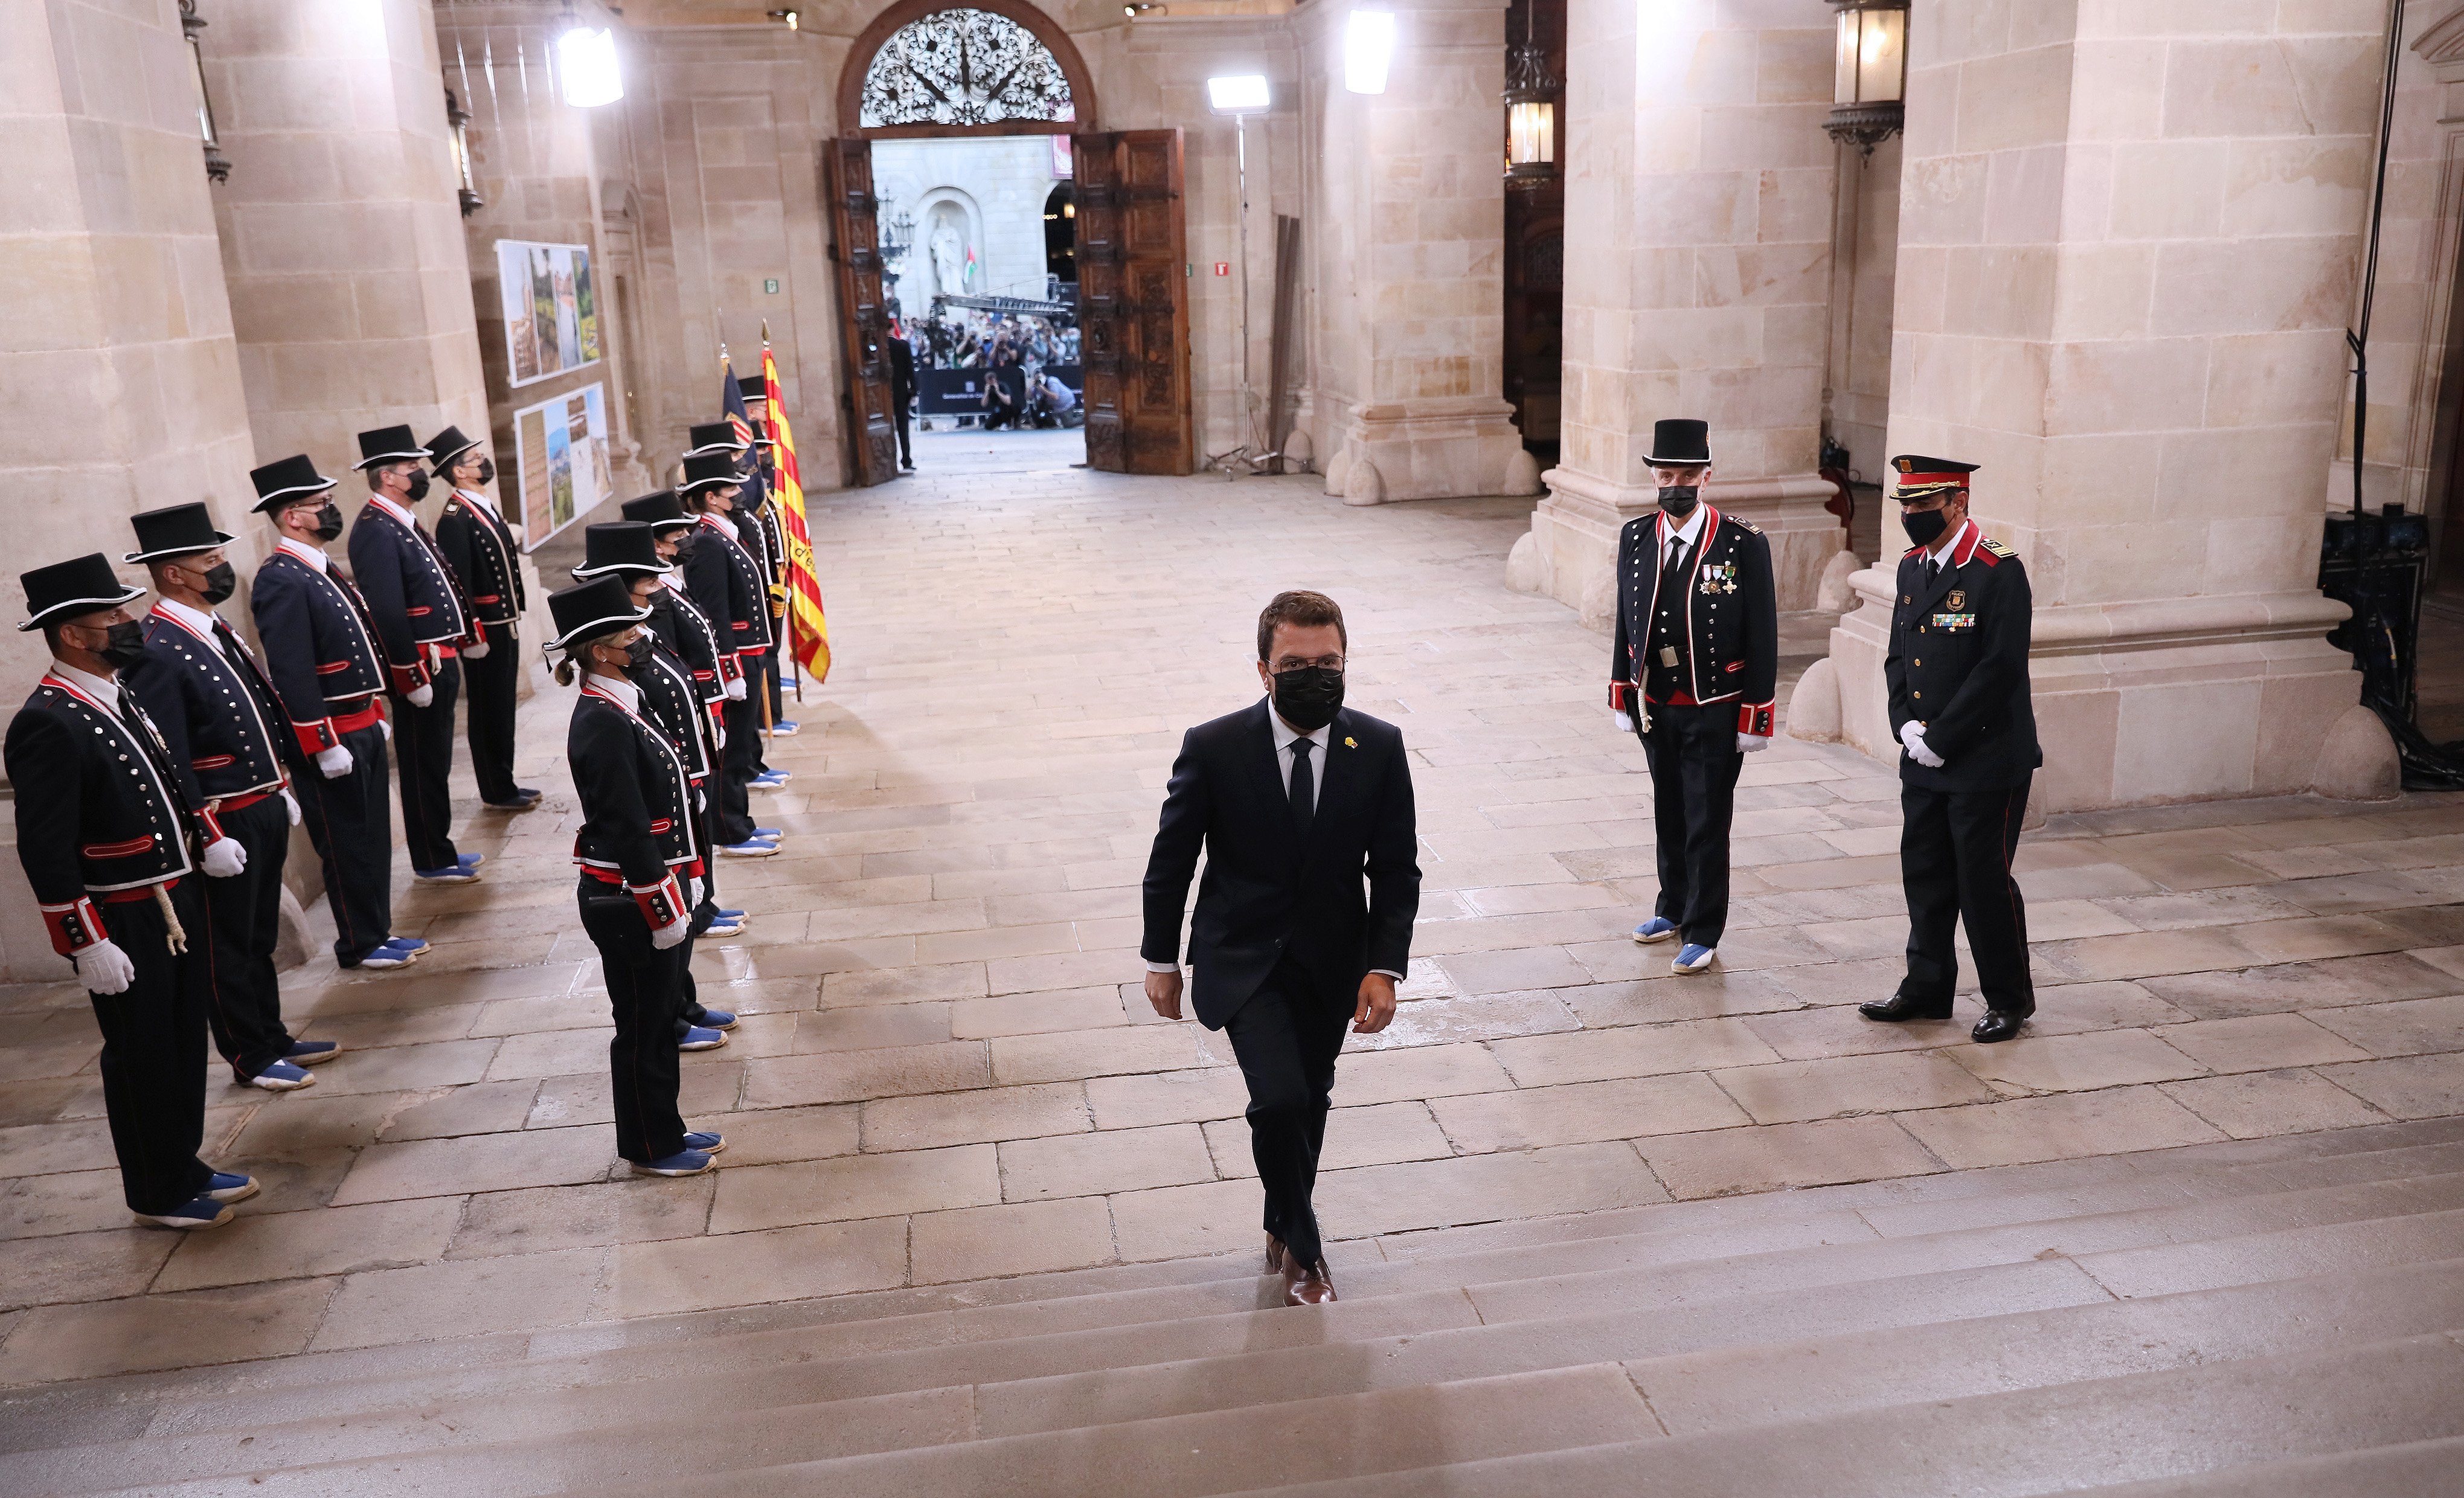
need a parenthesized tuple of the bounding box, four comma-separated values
(1980, 538, 2014, 557)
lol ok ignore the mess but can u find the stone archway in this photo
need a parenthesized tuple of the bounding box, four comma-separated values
(835, 0, 1100, 140)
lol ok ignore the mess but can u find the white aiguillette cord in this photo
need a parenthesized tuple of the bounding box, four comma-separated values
(150, 883, 187, 955)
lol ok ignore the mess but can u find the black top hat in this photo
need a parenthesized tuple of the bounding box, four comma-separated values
(123, 502, 236, 564)
(679, 452, 742, 495)
(620, 490, 693, 530)
(250, 454, 336, 513)
(684, 422, 748, 457)
(425, 425, 484, 472)
(1890, 454, 1980, 500)
(18, 553, 145, 633)
(545, 576, 650, 654)
(353, 425, 431, 471)
(738, 373, 769, 400)
(1644, 419, 1712, 468)
(571, 522, 666, 581)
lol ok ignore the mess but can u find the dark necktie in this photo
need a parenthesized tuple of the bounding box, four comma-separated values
(1661, 537, 1690, 592)
(1289, 736, 1315, 841)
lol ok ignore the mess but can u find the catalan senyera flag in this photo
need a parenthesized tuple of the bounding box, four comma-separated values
(760, 336, 831, 686)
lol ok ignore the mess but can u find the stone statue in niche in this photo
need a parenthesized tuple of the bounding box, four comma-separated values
(929, 214, 968, 301)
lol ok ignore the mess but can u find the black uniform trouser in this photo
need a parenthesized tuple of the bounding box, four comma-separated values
(1638, 701, 1744, 949)
(579, 880, 689, 1163)
(1901, 773, 2035, 1014)
(463, 620, 522, 804)
(893, 403, 913, 466)
(760, 643, 784, 728)
(199, 794, 294, 1076)
(710, 696, 758, 844)
(391, 657, 461, 872)
(92, 884, 214, 1214)
(1222, 959, 1353, 1271)
(722, 682, 765, 781)
(297, 718, 393, 962)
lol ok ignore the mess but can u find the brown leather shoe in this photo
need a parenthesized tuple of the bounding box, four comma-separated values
(1265, 1235, 1286, 1273)
(1282, 1256, 1337, 1306)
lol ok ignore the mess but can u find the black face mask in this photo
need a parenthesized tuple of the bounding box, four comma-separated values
(624, 633, 656, 669)
(403, 472, 431, 503)
(474, 456, 495, 485)
(1658, 485, 1700, 518)
(1270, 665, 1346, 733)
(1901, 508, 1950, 548)
(199, 562, 238, 606)
(92, 620, 148, 670)
(312, 503, 344, 542)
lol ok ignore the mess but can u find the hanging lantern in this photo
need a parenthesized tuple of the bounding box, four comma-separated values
(178, 1, 231, 184)
(1825, 0, 1907, 153)
(445, 89, 483, 216)
(1502, 4, 1558, 187)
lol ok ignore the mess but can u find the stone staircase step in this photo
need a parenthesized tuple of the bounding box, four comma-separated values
(2065, 1433, 2464, 1495)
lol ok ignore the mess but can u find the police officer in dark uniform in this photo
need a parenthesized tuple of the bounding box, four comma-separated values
(1609, 419, 1777, 977)
(8, 553, 261, 1229)
(428, 423, 541, 811)
(678, 452, 785, 856)
(1859, 456, 2043, 1044)
(248, 455, 419, 971)
(121, 503, 338, 1093)
(545, 575, 724, 1177)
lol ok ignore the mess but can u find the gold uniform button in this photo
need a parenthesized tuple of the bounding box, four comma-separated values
(1913, 659, 1921, 667)
(1913, 690, 1922, 699)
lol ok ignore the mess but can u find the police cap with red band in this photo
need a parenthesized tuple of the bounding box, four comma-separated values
(1890, 454, 1978, 502)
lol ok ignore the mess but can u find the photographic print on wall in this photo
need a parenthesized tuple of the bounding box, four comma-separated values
(496, 239, 603, 387)
(512, 382, 611, 547)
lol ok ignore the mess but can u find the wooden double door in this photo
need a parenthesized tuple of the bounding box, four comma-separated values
(824, 130, 1192, 485)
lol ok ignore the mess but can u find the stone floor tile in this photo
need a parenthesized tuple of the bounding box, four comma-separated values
(310, 1246, 609, 1351)
(153, 1197, 465, 1291)
(526, 1062, 745, 1130)
(2032, 928, 2265, 984)
(1107, 1176, 1270, 1262)
(1345, 991, 1583, 1050)
(1428, 1073, 1749, 1154)
(1798, 915, 1924, 961)
(1338, 1042, 1520, 1105)
(1639, 1116, 1940, 1199)
(612, 1217, 911, 1316)
(910, 1197, 1114, 1284)
(2157, 1069, 2394, 1140)
(2021, 980, 2199, 1035)
(1712, 1050, 1998, 1124)
(2305, 993, 2464, 1059)
(330, 1125, 617, 1205)
(1945, 1028, 2208, 1093)
(998, 1122, 1218, 1201)
(709, 1143, 1002, 1233)
(0, 1228, 176, 1311)
(222, 1091, 402, 1157)
(1431, 945, 1596, 994)
(989, 1025, 1212, 1085)
(2022, 900, 2146, 942)
(951, 986, 1129, 1039)
(377, 1081, 544, 1143)
(482, 1026, 612, 1082)
(820, 963, 989, 1006)
(1314, 1140, 1672, 1236)
(2315, 1053, 2464, 1119)
(739, 1041, 992, 1108)
(865, 1081, 1091, 1152)
(2012, 863, 2162, 901)
(0, 1168, 133, 1241)
(2140, 953, 2463, 1018)
(690, 1103, 862, 1166)
(1083, 1067, 1253, 1130)
(1492, 1017, 1785, 1088)
(2212, 915, 2413, 965)
(1741, 1006, 1961, 1060)
(1204, 1100, 1455, 1178)
(0, 1279, 336, 1383)
(1560, 971, 1806, 1029)
(794, 1003, 956, 1052)
(1893, 1085, 2227, 1170)
(448, 1175, 716, 1259)
(2151, 1014, 2374, 1074)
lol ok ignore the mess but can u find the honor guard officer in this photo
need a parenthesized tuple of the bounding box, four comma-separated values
(734, 383, 800, 738)
(428, 424, 541, 811)
(348, 425, 483, 886)
(678, 453, 788, 856)
(1610, 419, 1779, 976)
(121, 504, 338, 1093)
(7, 555, 262, 1229)
(248, 455, 420, 971)
(624, 492, 759, 859)
(545, 576, 726, 1177)
(688, 418, 796, 750)
(1858, 456, 2044, 1045)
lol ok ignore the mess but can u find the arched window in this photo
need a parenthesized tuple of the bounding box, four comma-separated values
(859, 8, 1076, 129)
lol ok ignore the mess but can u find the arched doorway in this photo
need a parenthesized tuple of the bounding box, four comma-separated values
(824, 1, 1190, 483)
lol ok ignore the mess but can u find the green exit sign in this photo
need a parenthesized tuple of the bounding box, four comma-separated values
(764, 278, 780, 294)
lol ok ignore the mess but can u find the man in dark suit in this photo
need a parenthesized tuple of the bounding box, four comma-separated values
(1141, 591, 1419, 1306)
(1859, 455, 2044, 1044)
(888, 330, 917, 471)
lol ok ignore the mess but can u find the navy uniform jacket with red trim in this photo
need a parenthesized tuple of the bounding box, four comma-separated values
(347, 498, 473, 694)
(435, 490, 526, 629)
(634, 629, 716, 783)
(1608, 504, 1779, 737)
(568, 684, 704, 928)
(739, 503, 790, 632)
(248, 548, 389, 757)
(5, 674, 202, 958)
(121, 604, 294, 828)
(645, 585, 728, 735)
(1885, 521, 2042, 793)
(680, 513, 772, 667)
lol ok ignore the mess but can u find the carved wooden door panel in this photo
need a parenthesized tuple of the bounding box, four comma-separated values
(825, 138, 900, 487)
(1071, 129, 1192, 475)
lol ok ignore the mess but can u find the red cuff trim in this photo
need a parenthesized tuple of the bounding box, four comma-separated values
(40, 898, 106, 956)
(199, 805, 226, 843)
(1737, 701, 1775, 738)
(629, 874, 686, 930)
(388, 662, 429, 695)
(294, 719, 339, 756)
(718, 656, 742, 683)
(1609, 681, 1633, 712)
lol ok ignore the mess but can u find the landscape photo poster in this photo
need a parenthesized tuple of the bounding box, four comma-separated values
(512, 382, 611, 547)
(496, 240, 603, 387)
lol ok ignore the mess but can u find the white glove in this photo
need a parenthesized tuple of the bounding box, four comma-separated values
(1737, 733, 1770, 754)
(74, 938, 135, 996)
(377, 716, 392, 741)
(281, 788, 302, 826)
(405, 684, 435, 709)
(1900, 720, 1945, 768)
(463, 639, 490, 660)
(687, 876, 705, 910)
(1612, 710, 1635, 735)
(723, 677, 746, 701)
(316, 745, 355, 780)
(202, 837, 248, 878)
(650, 915, 690, 950)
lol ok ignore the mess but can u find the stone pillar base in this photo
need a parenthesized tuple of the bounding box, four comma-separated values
(1321, 397, 1539, 504)
(1823, 567, 2369, 812)
(1516, 466, 1847, 623)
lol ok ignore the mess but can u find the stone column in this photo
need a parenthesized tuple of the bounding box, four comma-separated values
(1302, 0, 1537, 503)
(203, 0, 489, 482)
(1512, 0, 1844, 619)
(1793, 3, 2398, 809)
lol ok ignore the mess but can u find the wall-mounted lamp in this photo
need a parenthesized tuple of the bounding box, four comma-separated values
(766, 8, 800, 28)
(1501, 2, 1558, 187)
(1344, 10, 1394, 95)
(1825, 0, 1906, 153)
(445, 88, 483, 216)
(1206, 74, 1271, 114)
(178, 1, 231, 184)
(1124, 3, 1163, 16)
(556, 9, 624, 108)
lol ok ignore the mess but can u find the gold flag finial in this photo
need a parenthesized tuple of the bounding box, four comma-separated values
(760, 318, 771, 344)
